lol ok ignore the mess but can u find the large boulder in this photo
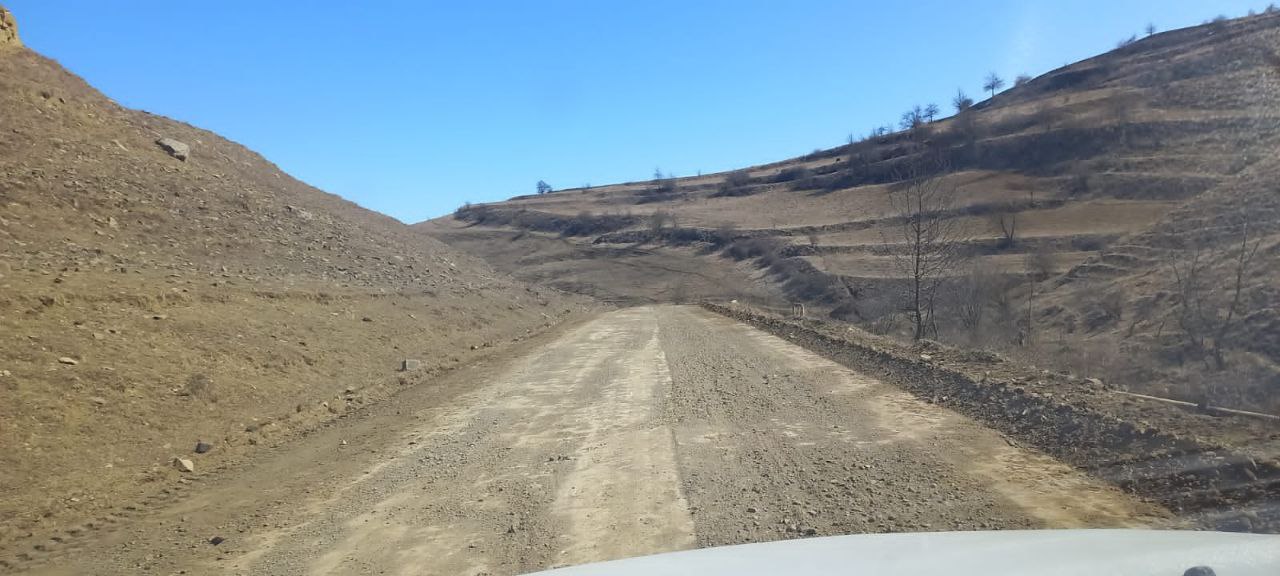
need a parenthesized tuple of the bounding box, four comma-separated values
(155, 138, 190, 161)
(0, 6, 20, 48)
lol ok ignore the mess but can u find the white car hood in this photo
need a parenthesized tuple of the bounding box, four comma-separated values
(527, 530, 1279, 576)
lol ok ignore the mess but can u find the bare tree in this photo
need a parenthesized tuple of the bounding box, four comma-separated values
(1169, 214, 1262, 371)
(882, 158, 967, 340)
(1145, 23, 1157, 36)
(536, 180, 552, 195)
(899, 105, 925, 131)
(952, 89, 973, 113)
(983, 72, 1005, 99)
(1014, 74, 1032, 87)
(924, 103, 940, 123)
(648, 167, 678, 196)
(991, 205, 1018, 248)
(1021, 248, 1056, 346)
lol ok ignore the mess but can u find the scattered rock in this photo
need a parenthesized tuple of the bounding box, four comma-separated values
(57, 357, 78, 365)
(172, 457, 195, 473)
(401, 359, 422, 372)
(194, 441, 212, 454)
(209, 536, 225, 546)
(155, 138, 190, 161)
(89, 396, 107, 406)
(284, 205, 315, 220)
(361, 317, 373, 322)
(746, 506, 758, 513)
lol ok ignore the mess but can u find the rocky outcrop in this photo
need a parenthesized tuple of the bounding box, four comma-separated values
(0, 6, 19, 48)
(155, 137, 190, 161)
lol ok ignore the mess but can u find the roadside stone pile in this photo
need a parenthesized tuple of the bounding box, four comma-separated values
(703, 302, 1280, 533)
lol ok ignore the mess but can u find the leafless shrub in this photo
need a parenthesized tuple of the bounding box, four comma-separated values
(1025, 248, 1056, 281)
(725, 237, 784, 261)
(712, 223, 741, 247)
(182, 373, 215, 402)
(954, 265, 1000, 343)
(990, 204, 1018, 249)
(648, 211, 674, 235)
(714, 170, 756, 197)
(861, 293, 904, 335)
(900, 105, 925, 131)
(1080, 285, 1126, 331)
(770, 165, 813, 184)
(1168, 214, 1262, 371)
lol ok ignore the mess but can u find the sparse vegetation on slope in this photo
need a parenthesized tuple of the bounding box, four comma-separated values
(422, 9, 1280, 415)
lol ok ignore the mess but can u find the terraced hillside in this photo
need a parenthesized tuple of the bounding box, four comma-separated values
(421, 12, 1280, 412)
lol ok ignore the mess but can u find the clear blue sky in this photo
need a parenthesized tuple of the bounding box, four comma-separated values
(7, 1, 1263, 222)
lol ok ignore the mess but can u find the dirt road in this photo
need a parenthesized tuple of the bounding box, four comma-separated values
(19, 306, 1169, 575)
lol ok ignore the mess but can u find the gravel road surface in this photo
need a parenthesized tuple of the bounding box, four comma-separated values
(21, 306, 1169, 575)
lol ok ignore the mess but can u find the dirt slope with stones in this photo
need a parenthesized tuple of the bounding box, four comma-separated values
(0, 14, 595, 563)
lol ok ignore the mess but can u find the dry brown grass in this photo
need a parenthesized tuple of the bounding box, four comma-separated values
(423, 11, 1280, 412)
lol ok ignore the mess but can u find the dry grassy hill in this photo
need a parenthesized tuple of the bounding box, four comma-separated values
(421, 12, 1280, 413)
(0, 7, 593, 558)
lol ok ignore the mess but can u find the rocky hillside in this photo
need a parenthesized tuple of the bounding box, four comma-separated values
(0, 6, 17, 48)
(0, 8, 593, 559)
(421, 12, 1280, 412)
